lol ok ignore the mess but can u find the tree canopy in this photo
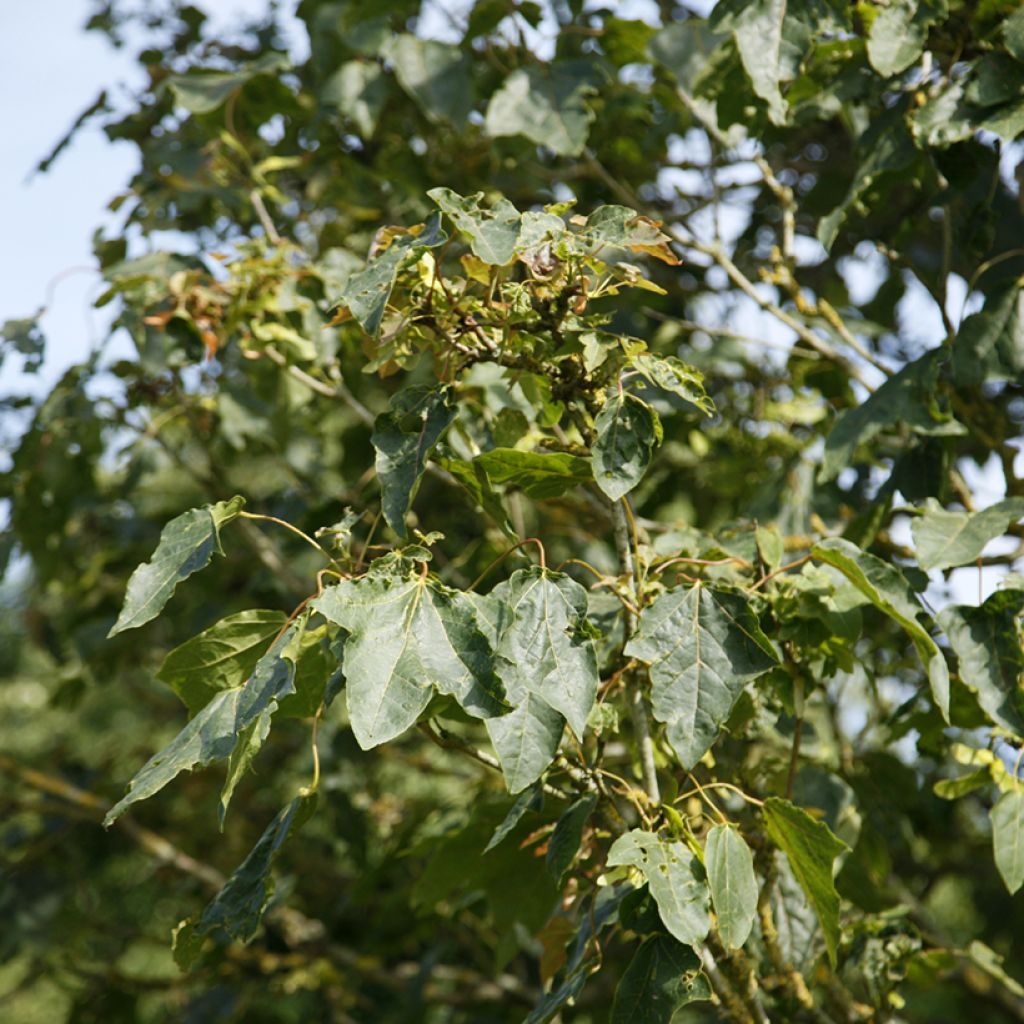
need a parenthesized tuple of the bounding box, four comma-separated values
(3, 1, 1024, 1022)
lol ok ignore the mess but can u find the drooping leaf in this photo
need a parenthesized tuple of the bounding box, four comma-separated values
(108, 495, 245, 636)
(628, 352, 712, 412)
(485, 784, 543, 852)
(939, 590, 1024, 735)
(991, 790, 1024, 895)
(866, 0, 948, 77)
(593, 393, 662, 501)
(312, 569, 504, 749)
(763, 798, 848, 967)
(952, 284, 1024, 387)
(471, 447, 593, 499)
(428, 187, 522, 265)
(105, 619, 302, 825)
(435, 454, 515, 536)
(704, 825, 758, 949)
(584, 206, 680, 266)
(372, 384, 455, 538)
(607, 829, 712, 948)
(382, 35, 473, 124)
(493, 567, 600, 740)
(813, 537, 949, 719)
(166, 52, 289, 114)
(625, 585, 778, 770)
(912, 497, 1024, 571)
(611, 936, 712, 1023)
(485, 61, 596, 156)
(172, 793, 318, 970)
(157, 609, 288, 714)
(339, 213, 446, 335)
(546, 793, 597, 883)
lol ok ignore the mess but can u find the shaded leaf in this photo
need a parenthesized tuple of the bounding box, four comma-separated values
(866, 0, 948, 77)
(913, 497, 1024, 571)
(382, 34, 473, 124)
(312, 569, 504, 749)
(629, 352, 712, 412)
(485, 693, 565, 793)
(167, 53, 289, 114)
(593, 393, 662, 501)
(992, 790, 1024, 895)
(705, 825, 758, 949)
(485, 61, 596, 156)
(611, 936, 711, 1023)
(435, 454, 515, 536)
(607, 829, 711, 948)
(626, 585, 778, 770)
(939, 590, 1024, 735)
(105, 619, 302, 825)
(158, 609, 288, 714)
(173, 793, 317, 969)
(952, 284, 1024, 386)
(546, 793, 597, 883)
(321, 60, 388, 136)
(372, 384, 455, 538)
(813, 537, 949, 719)
(485, 784, 543, 852)
(763, 798, 848, 967)
(108, 495, 245, 636)
(339, 213, 446, 335)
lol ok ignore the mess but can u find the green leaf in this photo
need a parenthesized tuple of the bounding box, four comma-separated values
(546, 794, 597, 883)
(821, 352, 962, 482)
(108, 495, 245, 636)
(813, 537, 950, 720)
(472, 447, 593, 499)
(710, 0, 799, 124)
(991, 790, 1024, 895)
(485, 693, 566, 793)
(628, 352, 712, 412)
(952, 285, 1024, 387)
(493, 567, 599, 740)
(312, 569, 504, 749)
(763, 798, 847, 967)
(593, 393, 662, 501)
(866, 0, 948, 77)
(817, 111, 918, 251)
(372, 385, 455, 539)
(912, 498, 1024, 571)
(485, 784, 543, 852)
(625, 585, 778, 770)
(427, 188, 522, 265)
(584, 206, 681, 266)
(485, 62, 596, 156)
(382, 35, 474, 125)
(166, 53, 289, 114)
(934, 767, 991, 800)
(705, 825, 758, 949)
(321, 60, 388, 137)
(1006, 7, 1024, 62)
(939, 590, 1024, 735)
(435, 455, 515, 536)
(172, 793, 317, 970)
(105, 619, 302, 826)
(339, 213, 446, 335)
(157, 609, 288, 714)
(607, 829, 711, 948)
(611, 936, 712, 1023)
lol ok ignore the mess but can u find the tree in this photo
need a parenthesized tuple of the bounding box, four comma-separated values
(3, 1, 1024, 1021)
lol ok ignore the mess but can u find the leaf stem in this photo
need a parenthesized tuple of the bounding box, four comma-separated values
(468, 536, 547, 590)
(239, 511, 337, 564)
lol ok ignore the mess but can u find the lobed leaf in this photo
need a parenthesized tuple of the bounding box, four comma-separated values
(626, 585, 778, 770)
(428, 187, 522, 265)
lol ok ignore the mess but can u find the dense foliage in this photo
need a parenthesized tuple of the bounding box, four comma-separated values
(4, 1, 1024, 1021)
